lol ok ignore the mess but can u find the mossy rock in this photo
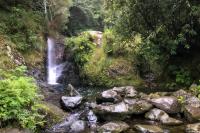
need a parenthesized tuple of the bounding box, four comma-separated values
(40, 102, 68, 128)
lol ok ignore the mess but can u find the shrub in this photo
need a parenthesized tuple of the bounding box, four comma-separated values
(0, 66, 45, 130)
(65, 32, 95, 68)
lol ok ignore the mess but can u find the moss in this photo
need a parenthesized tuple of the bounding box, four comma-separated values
(0, 35, 17, 69)
(82, 57, 143, 87)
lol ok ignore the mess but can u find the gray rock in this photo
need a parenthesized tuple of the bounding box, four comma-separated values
(134, 124, 164, 133)
(150, 96, 181, 114)
(185, 96, 200, 108)
(173, 89, 193, 99)
(98, 121, 129, 133)
(94, 102, 129, 121)
(96, 89, 122, 104)
(69, 120, 86, 133)
(50, 113, 80, 133)
(184, 105, 200, 122)
(61, 96, 83, 109)
(124, 86, 138, 98)
(186, 123, 200, 133)
(94, 102, 129, 113)
(126, 99, 153, 114)
(112, 86, 138, 98)
(145, 108, 183, 125)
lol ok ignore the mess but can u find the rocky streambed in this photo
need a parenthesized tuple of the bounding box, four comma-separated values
(43, 84, 200, 133)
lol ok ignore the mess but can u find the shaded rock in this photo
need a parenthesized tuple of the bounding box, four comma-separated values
(98, 121, 129, 133)
(145, 108, 183, 125)
(173, 89, 192, 99)
(184, 105, 200, 122)
(41, 102, 68, 125)
(150, 96, 181, 114)
(134, 124, 164, 133)
(186, 123, 200, 133)
(185, 96, 200, 108)
(65, 84, 80, 96)
(69, 120, 86, 133)
(112, 86, 138, 98)
(126, 99, 153, 114)
(49, 113, 80, 133)
(0, 128, 30, 133)
(96, 89, 122, 104)
(61, 96, 83, 110)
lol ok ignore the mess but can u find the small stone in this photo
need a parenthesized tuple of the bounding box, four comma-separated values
(186, 123, 200, 133)
(134, 124, 164, 133)
(98, 121, 129, 133)
(124, 86, 138, 98)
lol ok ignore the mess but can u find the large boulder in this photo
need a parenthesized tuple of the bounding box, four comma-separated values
(98, 121, 129, 133)
(145, 108, 183, 125)
(134, 124, 164, 133)
(94, 102, 129, 120)
(184, 105, 200, 122)
(150, 96, 181, 114)
(186, 123, 200, 133)
(61, 96, 83, 110)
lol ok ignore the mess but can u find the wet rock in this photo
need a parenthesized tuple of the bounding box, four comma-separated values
(69, 120, 86, 133)
(87, 110, 97, 128)
(145, 108, 183, 125)
(184, 105, 200, 122)
(49, 113, 80, 133)
(96, 89, 122, 104)
(134, 124, 164, 133)
(150, 96, 181, 114)
(61, 96, 83, 110)
(98, 121, 129, 133)
(126, 99, 153, 114)
(186, 123, 200, 133)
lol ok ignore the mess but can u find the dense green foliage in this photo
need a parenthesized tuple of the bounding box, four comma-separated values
(66, 32, 143, 87)
(0, 66, 45, 130)
(104, 0, 200, 87)
(0, 2, 44, 52)
(66, 32, 95, 68)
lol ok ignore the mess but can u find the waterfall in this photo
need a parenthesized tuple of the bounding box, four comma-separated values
(47, 37, 63, 85)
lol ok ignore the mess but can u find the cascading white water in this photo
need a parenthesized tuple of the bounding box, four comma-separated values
(47, 37, 63, 85)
